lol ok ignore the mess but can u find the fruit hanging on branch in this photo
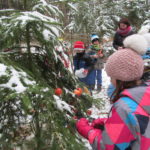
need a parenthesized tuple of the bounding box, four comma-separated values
(54, 88, 63, 96)
(76, 88, 83, 93)
(73, 88, 82, 96)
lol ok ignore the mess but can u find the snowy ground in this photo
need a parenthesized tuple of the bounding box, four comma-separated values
(92, 69, 111, 117)
(83, 69, 112, 149)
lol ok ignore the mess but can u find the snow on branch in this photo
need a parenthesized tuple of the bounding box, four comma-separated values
(53, 95, 73, 114)
(0, 9, 15, 12)
(14, 11, 57, 25)
(33, 0, 63, 17)
(0, 63, 36, 93)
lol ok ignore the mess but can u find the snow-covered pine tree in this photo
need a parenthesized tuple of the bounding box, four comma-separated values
(0, 0, 92, 149)
(66, 0, 149, 40)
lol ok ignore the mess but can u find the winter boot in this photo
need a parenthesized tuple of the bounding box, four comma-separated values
(97, 85, 102, 93)
(88, 85, 95, 91)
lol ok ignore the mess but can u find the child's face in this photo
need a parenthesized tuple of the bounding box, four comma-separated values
(119, 23, 128, 30)
(93, 40, 99, 45)
(76, 50, 85, 53)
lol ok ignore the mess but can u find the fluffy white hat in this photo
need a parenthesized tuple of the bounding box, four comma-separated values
(138, 26, 150, 34)
(142, 33, 150, 47)
(123, 34, 148, 55)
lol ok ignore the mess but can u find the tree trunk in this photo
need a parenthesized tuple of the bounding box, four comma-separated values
(24, 0, 27, 10)
(1, 0, 9, 9)
(26, 24, 32, 70)
(35, 112, 42, 150)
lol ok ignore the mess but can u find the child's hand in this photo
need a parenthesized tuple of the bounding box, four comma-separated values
(91, 55, 99, 58)
(97, 50, 103, 57)
(76, 118, 93, 139)
(91, 118, 106, 129)
(98, 53, 103, 57)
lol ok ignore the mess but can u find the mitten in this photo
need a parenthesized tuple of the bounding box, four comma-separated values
(76, 118, 93, 139)
(91, 118, 106, 129)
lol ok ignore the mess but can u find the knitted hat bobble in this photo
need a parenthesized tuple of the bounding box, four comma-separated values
(105, 34, 148, 81)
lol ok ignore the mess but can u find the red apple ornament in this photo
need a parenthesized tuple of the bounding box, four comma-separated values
(55, 88, 63, 96)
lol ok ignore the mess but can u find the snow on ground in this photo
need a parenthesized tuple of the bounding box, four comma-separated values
(83, 68, 112, 149)
(91, 68, 112, 118)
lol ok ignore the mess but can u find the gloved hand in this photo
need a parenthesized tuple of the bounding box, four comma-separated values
(97, 51, 104, 57)
(83, 69, 89, 75)
(76, 118, 93, 139)
(91, 118, 106, 129)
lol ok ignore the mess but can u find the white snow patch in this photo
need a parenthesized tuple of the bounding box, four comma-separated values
(0, 9, 15, 12)
(92, 68, 112, 118)
(55, 46, 63, 52)
(40, 0, 47, 5)
(14, 11, 57, 26)
(68, 3, 78, 11)
(43, 29, 51, 41)
(0, 64, 7, 76)
(0, 64, 36, 93)
(43, 87, 49, 92)
(50, 26, 60, 37)
(53, 95, 72, 113)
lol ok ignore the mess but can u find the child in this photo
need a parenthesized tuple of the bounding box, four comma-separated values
(107, 33, 150, 99)
(76, 34, 150, 149)
(85, 34, 105, 92)
(73, 41, 97, 93)
(73, 41, 88, 80)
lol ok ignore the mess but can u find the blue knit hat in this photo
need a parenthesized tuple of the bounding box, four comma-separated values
(91, 34, 99, 42)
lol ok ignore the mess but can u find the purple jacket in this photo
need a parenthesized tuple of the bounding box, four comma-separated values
(76, 84, 150, 149)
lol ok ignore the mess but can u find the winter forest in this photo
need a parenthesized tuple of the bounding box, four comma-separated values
(0, 0, 150, 150)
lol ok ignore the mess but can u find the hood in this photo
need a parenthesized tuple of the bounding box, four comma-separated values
(121, 84, 150, 115)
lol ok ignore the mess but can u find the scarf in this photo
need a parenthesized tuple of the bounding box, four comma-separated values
(117, 26, 132, 36)
(90, 44, 101, 51)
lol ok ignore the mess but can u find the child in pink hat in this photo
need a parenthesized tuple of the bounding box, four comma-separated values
(76, 34, 150, 150)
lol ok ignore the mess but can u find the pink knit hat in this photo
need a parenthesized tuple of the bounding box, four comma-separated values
(105, 34, 148, 81)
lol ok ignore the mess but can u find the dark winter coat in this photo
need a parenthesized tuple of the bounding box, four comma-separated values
(73, 52, 87, 71)
(113, 30, 135, 50)
(73, 52, 97, 85)
(84, 50, 105, 70)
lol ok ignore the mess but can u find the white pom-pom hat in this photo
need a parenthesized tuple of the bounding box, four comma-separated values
(123, 34, 148, 55)
(142, 33, 150, 48)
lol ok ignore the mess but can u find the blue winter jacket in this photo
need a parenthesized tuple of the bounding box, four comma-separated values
(73, 52, 97, 85)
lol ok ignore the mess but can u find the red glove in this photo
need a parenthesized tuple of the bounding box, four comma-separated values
(76, 118, 93, 139)
(91, 118, 106, 129)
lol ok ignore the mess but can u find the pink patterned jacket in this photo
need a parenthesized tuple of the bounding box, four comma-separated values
(76, 84, 150, 150)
